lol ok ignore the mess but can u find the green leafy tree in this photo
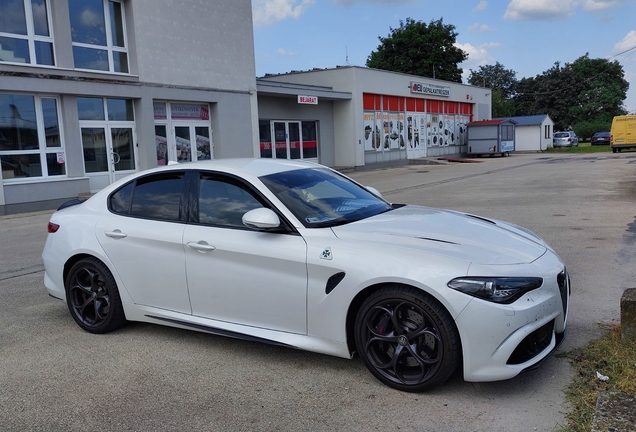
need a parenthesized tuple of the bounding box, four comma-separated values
(468, 62, 517, 98)
(569, 54, 628, 123)
(468, 63, 517, 117)
(491, 89, 516, 118)
(513, 55, 628, 130)
(366, 18, 468, 83)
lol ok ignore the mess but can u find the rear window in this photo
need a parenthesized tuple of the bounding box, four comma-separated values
(554, 132, 570, 138)
(109, 172, 186, 222)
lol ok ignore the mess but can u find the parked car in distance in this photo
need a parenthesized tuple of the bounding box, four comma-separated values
(42, 158, 570, 392)
(553, 131, 579, 147)
(590, 131, 611, 145)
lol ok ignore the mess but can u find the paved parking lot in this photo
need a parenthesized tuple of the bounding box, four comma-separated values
(1, 152, 635, 431)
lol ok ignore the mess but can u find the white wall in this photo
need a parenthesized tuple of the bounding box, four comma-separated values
(131, 0, 257, 92)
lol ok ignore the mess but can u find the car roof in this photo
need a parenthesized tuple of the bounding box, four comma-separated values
(150, 158, 322, 177)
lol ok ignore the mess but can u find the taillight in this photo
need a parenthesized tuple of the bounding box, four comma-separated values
(48, 222, 60, 233)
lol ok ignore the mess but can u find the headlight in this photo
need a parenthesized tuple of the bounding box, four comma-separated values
(447, 277, 543, 304)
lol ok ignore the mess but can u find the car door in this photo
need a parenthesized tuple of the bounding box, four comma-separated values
(183, 172, 308, 334)
(95, 171, 192, 314)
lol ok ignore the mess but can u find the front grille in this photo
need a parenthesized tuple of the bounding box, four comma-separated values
(507, 320, 554, 365)
(557, 268, 569, 318)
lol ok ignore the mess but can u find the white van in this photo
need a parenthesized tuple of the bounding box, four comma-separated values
(610, 115, 636, 153)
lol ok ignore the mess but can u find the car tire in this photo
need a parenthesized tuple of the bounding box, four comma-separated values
(65, 257, 126, 334)
(354, 286, 460, 392)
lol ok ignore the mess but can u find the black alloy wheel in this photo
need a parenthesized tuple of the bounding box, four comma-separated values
(65, 257, 126, 334)
(355, 286, 460, 392)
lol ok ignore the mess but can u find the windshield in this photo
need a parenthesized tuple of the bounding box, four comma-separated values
(260, 168, 393, 228)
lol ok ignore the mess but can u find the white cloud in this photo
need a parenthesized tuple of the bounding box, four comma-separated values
(468, 23, 494, 32)
(503, 0, 624, 20)
(613, 30, 636, 53)
(474, 1, 488, 12)
(277, 48, 298, 56)
(582, 0, 624, 12)
(503, 0, 578, 21)
(252, 0, 315, 28)
(456, 41, 501, 72)
(461, 42, 501, 83)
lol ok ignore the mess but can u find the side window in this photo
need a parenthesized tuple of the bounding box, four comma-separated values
(109, 172, 185, 221)
(198, 176, 264, 228)
(110, 181, 133, 214)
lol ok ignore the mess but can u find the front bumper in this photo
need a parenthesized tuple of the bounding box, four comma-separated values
(455, 255, 569, 382)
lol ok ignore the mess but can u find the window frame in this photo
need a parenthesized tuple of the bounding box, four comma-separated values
(70, 0, 129, 74)
(108, 171, 188, 222)
(0, 92, 66, 181)
(0, 0, 55, 66)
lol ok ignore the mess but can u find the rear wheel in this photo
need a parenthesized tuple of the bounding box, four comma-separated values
(354, 286, 460, 392)
(65, 257, 126, 334)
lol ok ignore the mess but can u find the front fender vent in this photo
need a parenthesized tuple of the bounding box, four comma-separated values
(325, 272, 346, 294)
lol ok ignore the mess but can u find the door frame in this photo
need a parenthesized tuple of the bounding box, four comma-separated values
(80, 122, 138, 192)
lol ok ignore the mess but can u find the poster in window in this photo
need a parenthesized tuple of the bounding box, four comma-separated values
(156, 134, 167, 165)
(384, 112, 405, 149)
(429, 114, 442, 146)
(364, 111, 381, 151)
(444, 115, 455, 146)
(406, 114, 421, 148)
(196, 134, 211, 161)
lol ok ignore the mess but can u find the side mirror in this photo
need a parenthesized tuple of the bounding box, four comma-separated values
(366, 186, 382, 198)
(242, 208, 281, 230)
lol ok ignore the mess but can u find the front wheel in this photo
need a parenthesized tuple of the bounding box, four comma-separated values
(354, 286, 460, 392)
(65, 257, 126, 334)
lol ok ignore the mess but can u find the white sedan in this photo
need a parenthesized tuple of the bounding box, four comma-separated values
(42, 158, 569, 392)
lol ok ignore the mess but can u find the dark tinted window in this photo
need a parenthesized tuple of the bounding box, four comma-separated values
(198, 176, 263, 227)
(129, 173, 185, 221)
(110, 181, 134, 214)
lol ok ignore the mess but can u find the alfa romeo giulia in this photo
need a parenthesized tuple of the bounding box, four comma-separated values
(42, 158, 570, 392)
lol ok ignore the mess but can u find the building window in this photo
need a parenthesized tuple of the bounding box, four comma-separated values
(0, 0, 54, 66)
(69, 0, 128, 73)
(0, 93, 65, 180)
(259, 120, 319, 161)
(544, 125, 551, 139)
(501, 125, 514, 141)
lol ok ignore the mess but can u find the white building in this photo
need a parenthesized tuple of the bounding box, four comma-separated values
(1, 1, 493, 214)
(1, 0, 258, 214)
(257, 67, 491, 169)
(494, 115, 554, 151)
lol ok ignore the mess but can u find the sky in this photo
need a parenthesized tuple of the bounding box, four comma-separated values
(251, 0, 636, 114)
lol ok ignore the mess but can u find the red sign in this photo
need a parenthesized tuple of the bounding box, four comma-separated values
(298, 95, 318, 105)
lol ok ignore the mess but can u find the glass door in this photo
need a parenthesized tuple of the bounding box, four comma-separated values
(172, 124, 213, 163)
(260, 121, 318, 161)
(81, 125, 136, 191)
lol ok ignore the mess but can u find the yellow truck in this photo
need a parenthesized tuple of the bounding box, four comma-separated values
(610, 115, 636, 153)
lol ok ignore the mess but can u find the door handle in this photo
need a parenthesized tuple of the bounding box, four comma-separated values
(187, 241, 217, 252)
(104, 229, 127, 239)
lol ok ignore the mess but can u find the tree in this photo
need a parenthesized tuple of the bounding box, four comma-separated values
(366, 18, 468, 83)
(468, 62, 517, 98)
(513, 55, 629, 130)
(468, 62, 517, 117)
(491, 89, 516, 118)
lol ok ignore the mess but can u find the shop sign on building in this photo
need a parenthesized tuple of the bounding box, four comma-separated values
(410, 82, 451, 98)
(298, 95, 318, 105)
(171, 103, 209, 120)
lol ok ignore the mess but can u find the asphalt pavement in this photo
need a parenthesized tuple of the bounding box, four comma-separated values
(1, 152, 636, 431)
